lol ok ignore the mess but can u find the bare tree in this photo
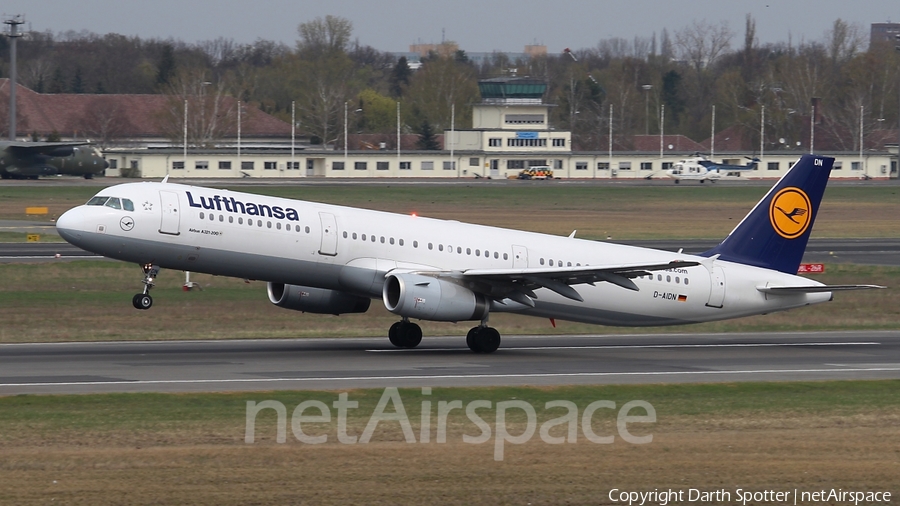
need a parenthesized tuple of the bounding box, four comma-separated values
(674, 20, 733, 72)
(157, 69, 236, 146)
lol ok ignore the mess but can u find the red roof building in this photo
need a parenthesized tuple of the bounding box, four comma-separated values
(0, 79, 292, 147)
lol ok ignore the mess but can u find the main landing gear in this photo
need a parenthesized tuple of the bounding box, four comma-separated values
(387, 317, 501, 353)
(132, 263, 160, 310)
(389, 318, 423, 348)
(466, 325, 501, 353)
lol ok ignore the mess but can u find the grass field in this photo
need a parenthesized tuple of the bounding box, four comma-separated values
(2, 183, 899, 239)
(0, 261, 897, 343)
(1, 382, 897, 504)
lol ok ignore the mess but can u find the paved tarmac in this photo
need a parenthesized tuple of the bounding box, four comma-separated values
(1, 331, 898, 395)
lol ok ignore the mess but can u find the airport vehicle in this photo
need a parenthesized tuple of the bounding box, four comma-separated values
(55, 155, 879, 353)
(666, 154, 759, 183)
(516, 167, 554, 180)
(0, 141, 108, 179)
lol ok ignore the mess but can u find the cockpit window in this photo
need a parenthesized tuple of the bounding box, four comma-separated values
(123, 199, 134, 212)
(105, 197, 122, 210)
(87, 196, 109, 206)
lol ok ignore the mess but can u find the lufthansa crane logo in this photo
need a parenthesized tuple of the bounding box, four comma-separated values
(769, 187, 811, 239)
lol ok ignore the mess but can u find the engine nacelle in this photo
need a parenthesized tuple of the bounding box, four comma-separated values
(267, 283, 370, 315)
(382, 273, 489, 322)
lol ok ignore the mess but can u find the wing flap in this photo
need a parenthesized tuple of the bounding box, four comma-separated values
(457, 260, 699, 303)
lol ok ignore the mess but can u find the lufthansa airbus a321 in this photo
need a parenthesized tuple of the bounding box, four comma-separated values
(55, 155, 881, 353)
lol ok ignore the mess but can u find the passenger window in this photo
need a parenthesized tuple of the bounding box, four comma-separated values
(219, 215, 224, 222)
(657, 275, 662, 281)
(549, 260, 554, 266)
(666, 275, 671, 282)
(200, 212, 205, 219)
(105, 197, 122, 210)
(362, 234, 367, 241)
(277, 222, 282, 230)
(503, 253, 508, 260)
(438, 244, 443, 252)
(258, 220, 263, 227)
(494, 252, 499, 259)
(675, 277, 680, 284)
(239, 218, 243, 224)
(371, 235, 376, 242)
(267, 222, 272, 228)
(475, 249, 480, 256)
(380, 236, 385, 243)
(399, 239, 404, 246)
(457, 247, 462, 254)
(540, 258, 545, 265)
(390, 238, 395, 245)
(87, 196, 109, 206)
(229, 216, 234, 223)
(122, 199, 135, 212)
(412, 240, 417, 248)
(210, 214, 214, 221)
(343, 231, 348, 238)
(306, 226, 311, 233)
(684, 278, 690, 285)
(428, 243, 433, 250)
(353, 233, 357, 240)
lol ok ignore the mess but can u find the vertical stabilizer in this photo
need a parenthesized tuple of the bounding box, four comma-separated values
(701, 155, 833, 274)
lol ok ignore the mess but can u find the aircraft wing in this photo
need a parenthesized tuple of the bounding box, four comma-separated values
(3, 141, 91, 155)
(452, 260, 699, 305)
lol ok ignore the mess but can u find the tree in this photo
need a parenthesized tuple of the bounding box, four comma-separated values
(357, 89, 397, 134)
(71, 67, 85, 93)
(48, 67, 66, 94)
(416, 120, 440, 150)
(390, 56, 411, 97)
(404, 56, 479, 131)
(297, 15, 353, 59)
(156, 69, 237, 147)
(156, 43, 177, 89)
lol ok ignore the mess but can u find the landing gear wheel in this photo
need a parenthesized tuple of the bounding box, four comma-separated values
(388, 322, 403, 347)
(467, 326, 501, 353)
(132, 293, 153, 310)
(388, 321, 422, 348)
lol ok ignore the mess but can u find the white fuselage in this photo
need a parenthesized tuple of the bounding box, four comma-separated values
(56, 181, 831, 326)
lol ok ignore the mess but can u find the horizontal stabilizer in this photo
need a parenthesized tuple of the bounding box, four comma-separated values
(757, 284, 885, 294)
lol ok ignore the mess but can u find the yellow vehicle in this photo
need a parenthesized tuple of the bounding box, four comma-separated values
(516, 166, 554, 180)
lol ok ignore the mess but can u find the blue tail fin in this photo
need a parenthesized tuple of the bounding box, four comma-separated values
(701, 154, 833, 274)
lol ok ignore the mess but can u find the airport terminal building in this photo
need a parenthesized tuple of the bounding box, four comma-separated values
(7, 75, 889, 181)
(106, 77, 899, 181)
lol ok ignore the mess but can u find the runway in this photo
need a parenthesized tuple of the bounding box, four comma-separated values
(3, 238, 900, 265)
(1, 331, 898, 394)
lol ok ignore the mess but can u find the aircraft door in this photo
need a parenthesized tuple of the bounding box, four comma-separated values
(512, 245, 528, 268)
(318, 212, 338, 256)
(706, 265, 726, 308)
(159, 191, 181, 235)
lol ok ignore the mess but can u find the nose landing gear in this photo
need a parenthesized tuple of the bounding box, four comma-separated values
(132, 263, 160, 310)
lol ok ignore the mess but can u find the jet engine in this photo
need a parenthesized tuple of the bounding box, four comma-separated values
(382, 273, 489, 322)
(267, 283, 371, 315)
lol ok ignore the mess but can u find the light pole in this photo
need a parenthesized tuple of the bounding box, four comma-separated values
(641, 84, 652, 136)
(4, 15, 25, 141)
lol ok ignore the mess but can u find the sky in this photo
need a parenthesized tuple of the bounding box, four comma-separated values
(2, 0, 898, 54)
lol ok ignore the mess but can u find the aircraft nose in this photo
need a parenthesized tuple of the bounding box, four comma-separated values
(56, 207, 85, 243)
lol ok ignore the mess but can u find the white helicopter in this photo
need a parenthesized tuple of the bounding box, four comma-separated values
(665, 154, 759, 183)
